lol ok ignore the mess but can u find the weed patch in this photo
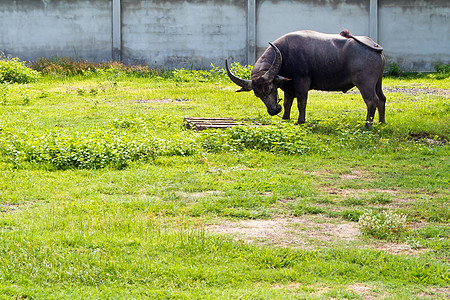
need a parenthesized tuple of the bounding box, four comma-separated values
(0, 54, 40, 84)
(359, 210, 409, 240)
(0, 127, 197, 170)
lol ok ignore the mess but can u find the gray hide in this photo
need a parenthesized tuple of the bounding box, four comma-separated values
(226, 30, 386, 127)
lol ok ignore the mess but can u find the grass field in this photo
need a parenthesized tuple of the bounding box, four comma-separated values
(0, 61, 449, 299)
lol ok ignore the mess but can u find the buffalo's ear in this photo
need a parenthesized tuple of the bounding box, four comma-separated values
(274, 75, 291, 84)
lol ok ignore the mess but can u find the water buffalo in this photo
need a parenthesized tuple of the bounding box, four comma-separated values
(226, 30, 386, 127)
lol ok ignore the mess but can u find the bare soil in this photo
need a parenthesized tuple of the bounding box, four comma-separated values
(385, 87, 450, 97)
(135, 98, 190, 104)
(325, 188, 397, 197)
(206, 216, 428, 255)
(344, 86, 450, 97)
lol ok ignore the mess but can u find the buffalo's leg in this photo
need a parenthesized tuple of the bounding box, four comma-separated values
(282, 91, 294, 120)
(376, 77, 386, 123)
(293, 80, 310, 125)
(295, 91, 309, 125)
(357, 84, 378, 128)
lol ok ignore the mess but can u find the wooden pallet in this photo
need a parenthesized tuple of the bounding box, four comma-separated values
(184, 117, 243, 130)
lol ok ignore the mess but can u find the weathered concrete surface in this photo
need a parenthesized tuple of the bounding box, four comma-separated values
(0, 0, 112, 62)
(121, 0, 247, 68)
(256, 0, 370, 57)
(379, 0, 450, 71)
(0, 0, 448, 71)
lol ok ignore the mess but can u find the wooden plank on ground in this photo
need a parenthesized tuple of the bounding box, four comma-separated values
(184, 117, 243, 130)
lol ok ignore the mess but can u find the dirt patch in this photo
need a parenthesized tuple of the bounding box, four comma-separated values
(348, 283, 376, 299)
(339, 170, 373, 181)
(135, 98, 190, 104)
(345, 87, 450, 97)
(302, 170, 333, 176)
(370, 242, 429, 255)
(206, 216, 430, 255)
(177, 191, 223, 202)
(311, 286, 331, 297)
(409, 133, 448, 146)
(418, 287, 450, 299)
(385, 87, 450, 97)
(206, 216, 359, 249)
(303, 169, 376, 181)
(0, 202, 32, 214)
(326, 188, 397, 197)
(271, 282, 303, 291)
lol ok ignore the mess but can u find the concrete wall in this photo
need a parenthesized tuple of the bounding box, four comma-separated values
(256, 0, 370, 56)
(379, 0, 450, 71)
(121, 0, 247, 68)
(0, 0, 449, 71)
(0, 0, 112, 62)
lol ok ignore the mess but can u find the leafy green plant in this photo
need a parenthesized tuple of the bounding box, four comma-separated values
(359, 210, 409, 240)
(172, 62, 252, 83)
(386, 62, 402, 77)
(30, 56, 165, 78)
(368, 193, 392, 204)
(200, 124, 319, 155)
(76, 88, 85, 96)
(292, 204, 325, 216)
(0, 83, 9, 104)
(19, 90, 31, 105)
(341, 210, 363, 222)
(0, 54, 40, 84)
(385, 62, 450, 80)
(433, 63, 450, 79)
(224, 61, 252, 80)
(0, 128, 198, 170)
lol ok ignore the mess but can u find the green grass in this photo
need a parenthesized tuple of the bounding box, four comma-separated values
(0, 63, 449, 299)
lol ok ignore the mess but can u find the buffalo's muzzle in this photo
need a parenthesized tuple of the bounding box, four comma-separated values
(267, 105, 282, 116)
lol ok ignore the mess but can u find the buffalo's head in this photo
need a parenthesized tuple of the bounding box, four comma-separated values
(226, 42, 290, 116)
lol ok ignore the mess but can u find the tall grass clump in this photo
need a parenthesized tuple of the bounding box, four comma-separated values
(30, 56, 167, 78)
(172, 62, 252, 83)
(359, 210, 409, 240)
(31, 57, 252, 84)
(433, 63, 450, 79)
(0, 54, 40, 84)
(386, 62, 450, 79)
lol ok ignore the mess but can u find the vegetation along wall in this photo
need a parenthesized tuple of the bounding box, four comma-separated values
(0, 0, 448, 71)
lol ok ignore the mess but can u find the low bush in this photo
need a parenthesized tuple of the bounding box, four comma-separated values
(359, 210, 409, 240)
(30, 57, 165, 78)
(342, 210, 363, 222)
(200, 123, 325, 155)
(0, 128, 197, 170)
(385, 62, 450, 79)
(0, 54, 40, 84)
(30, 57, 252, 84)
(386, 62, 402, 77)
(172, 62, 252, 83)
(434, 63, 450, 79)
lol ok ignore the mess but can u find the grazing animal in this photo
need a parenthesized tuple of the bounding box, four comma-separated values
(226, 29, 386, 127)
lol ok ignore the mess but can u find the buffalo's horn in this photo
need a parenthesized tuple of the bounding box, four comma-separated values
(261, 42, 283, 81)
(225, 59, 252, 92)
